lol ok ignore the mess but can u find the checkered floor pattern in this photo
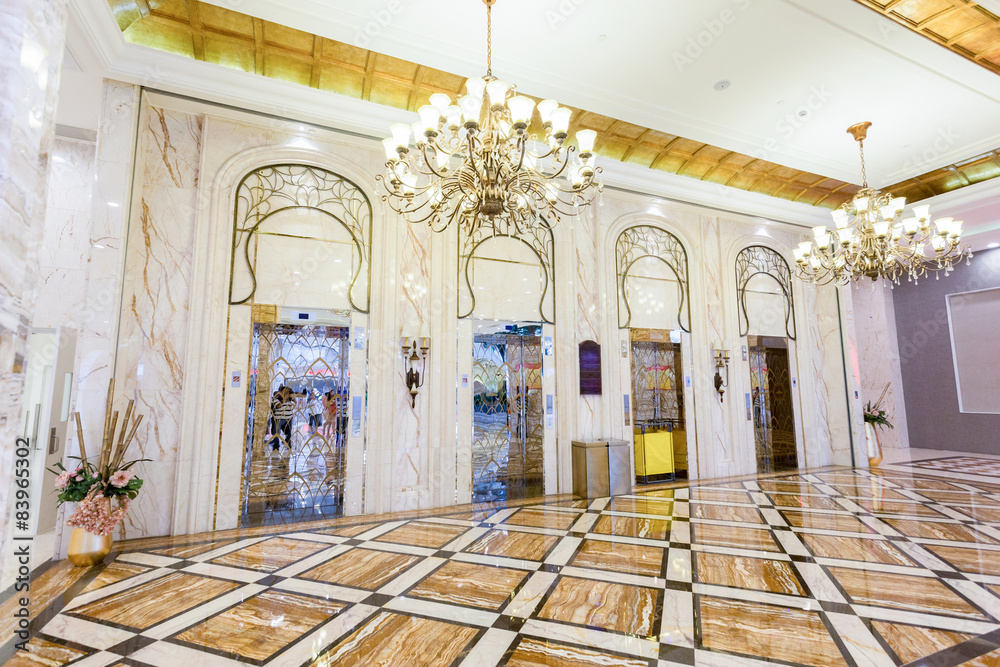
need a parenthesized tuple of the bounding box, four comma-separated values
(12, 458, 1000, 666)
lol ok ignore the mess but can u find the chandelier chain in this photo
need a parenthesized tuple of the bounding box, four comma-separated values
(858, 139, 868, 189)
(486, 2, 493, 77)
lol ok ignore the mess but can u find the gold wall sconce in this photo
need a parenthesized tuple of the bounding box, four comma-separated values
(713, 346, 730, 401)
(401, 337, 430, 407)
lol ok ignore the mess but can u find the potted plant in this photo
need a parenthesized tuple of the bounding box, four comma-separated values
(863, 383, 893, 467)
(48, 379, 147, 566)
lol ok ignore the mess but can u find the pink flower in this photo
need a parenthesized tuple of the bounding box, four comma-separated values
(54, 471, 72, 490)
(109, 469, 134, 488)
(75, 475, 83, 481)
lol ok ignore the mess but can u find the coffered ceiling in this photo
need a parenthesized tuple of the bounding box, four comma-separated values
(70, 0, 1000, 220)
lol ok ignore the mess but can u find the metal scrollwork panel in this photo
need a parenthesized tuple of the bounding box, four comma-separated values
(735, 245, 796, 340)
(230, 164, 373, 312)
(458, 216, 556, 324)
(616, 226, 691, 332)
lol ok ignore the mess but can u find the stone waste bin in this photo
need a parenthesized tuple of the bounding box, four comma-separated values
(572, 440, 610, 498)
(607, 439, 631, 496)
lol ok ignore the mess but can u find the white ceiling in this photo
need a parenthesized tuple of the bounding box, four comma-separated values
(192, 0, 1000, 187)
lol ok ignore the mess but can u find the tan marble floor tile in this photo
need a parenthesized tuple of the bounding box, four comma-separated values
(694, 552, 805, 595)
(502, 508, 578, 530)
(692, 523, 781, 552)
(758, 480, 820, 494)
(505, 637, 648, 667)
(570, 539, 666, 577)
(871, 620, 973, 664)
(698, 596, 847, 667)
(150, 539, 236, 558)
(879, 477, 968, 492)
(3, 637, 88, 666)
(690, 503, 763, 523)
(800, 533, 913, 566)
(591, 514, 669, 540)
(300, 548, 420, 589)
(537, 576, 658, 637)
(916, 490, 1000, 506)
(373, 522, 469, 549)
(176, 590, 345, 660)
(466, 529, 559, 560)
(407, 561, 527, 610)
(949, 505, 1000, 522)
(831, 484, 912, 501)
(319, 523, 376, 537)
(927, 545, 1000, 575)
(854, 498, 947, 517)
(767, 493, 842, 510)
(210, 536, 329, 572)
(828, 566, 988, 619)
(72, 572, 240, 630)
(82, 561, 151, 592)
(0, 560, 90, 641)
(543, 499, 591, 508)
(310, 611, 478, 666)
(607, 497, 675, 516)
(883, 518, 997, 543)
(688, 488, 753, 503)
(635, 488, 675, 499)
(781, 509, 874, 533)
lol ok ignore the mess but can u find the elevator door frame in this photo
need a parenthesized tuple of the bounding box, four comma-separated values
(471, 327, 545, 502)
(747, 335, 799, 473)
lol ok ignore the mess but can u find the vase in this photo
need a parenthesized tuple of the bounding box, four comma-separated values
(865, 422, 883, 467)
(67, 528, 113, 567)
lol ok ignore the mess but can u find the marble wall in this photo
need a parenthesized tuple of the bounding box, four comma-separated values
(0, 0, 68, 556)
(53, 88, 862, 539)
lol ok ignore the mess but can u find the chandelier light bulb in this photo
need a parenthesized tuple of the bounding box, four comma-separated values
(537, 99, 559, 124)
(901, 217, 918, 235)
(576, 129, 597, 156)
(890, 196, 907, 213)
(873, 220, 891, 238)
(459, 95, 483, 123)
(390, 123, 411, 149)
(550, 107, 572, 135)
(465, 77, 487, 99)
(935, 217, 954, 236)
(854, 196, 870, 213)
(912, 204, 931, 221)
(486, 79, 509, 107)
(382, 137, 398, 160)
(507, 96, 535, 125)
(418, 105, 440, 132)
(411, 121, 426, 145)
(831, 209, 850, 229)
(428, 93, 452, 115)
(446, 105, 463, 128)
(400, 173, 417, 196)
(434, 149, 450, 171)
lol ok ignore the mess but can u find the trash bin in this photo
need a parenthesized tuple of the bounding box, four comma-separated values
(572, 440, 610, 498)
(607, 439, 631, 496)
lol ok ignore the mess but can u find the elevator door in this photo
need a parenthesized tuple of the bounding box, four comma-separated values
(472, 330, 544, 502)
(242, 323, 350, 526)
(630, 330, 688, 480)
(749, 336, 797, 473)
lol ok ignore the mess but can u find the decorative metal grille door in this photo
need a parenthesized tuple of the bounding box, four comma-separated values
(748, 337, 798, 473)
(471, 332, 544, 502)
(629, 339, 684, 422)
(242, 323, 350, 526)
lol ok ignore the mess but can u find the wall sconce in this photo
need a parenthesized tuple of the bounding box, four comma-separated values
(401, 337, 430, 407)
(713, 346, 730, 401)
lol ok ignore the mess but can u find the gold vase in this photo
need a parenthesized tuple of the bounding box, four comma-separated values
(67, 528, 113, 567)
(865, 422, 884, 467)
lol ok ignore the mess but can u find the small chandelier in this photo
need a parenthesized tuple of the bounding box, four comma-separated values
(794, 122, 972, 285)
(375, 0, 601, 234)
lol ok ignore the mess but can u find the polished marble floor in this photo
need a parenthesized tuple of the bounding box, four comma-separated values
(11, 456, 1000, 665)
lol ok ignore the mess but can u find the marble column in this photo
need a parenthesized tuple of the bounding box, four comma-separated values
(0, 0, 68, 558)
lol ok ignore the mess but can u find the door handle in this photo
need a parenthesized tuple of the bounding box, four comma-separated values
(48, 427, 59, 455)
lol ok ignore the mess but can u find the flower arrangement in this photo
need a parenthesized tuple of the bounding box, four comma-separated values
(48, 378, 147, 536)
(863, 383, 894, 431)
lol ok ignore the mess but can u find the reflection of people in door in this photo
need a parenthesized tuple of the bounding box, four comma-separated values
(270, 386, 295, 454)
(322, 391, 338, 441)
(306, 389, 323, 433)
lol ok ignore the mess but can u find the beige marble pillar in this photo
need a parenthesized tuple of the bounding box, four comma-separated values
(0, 0, 68, 558)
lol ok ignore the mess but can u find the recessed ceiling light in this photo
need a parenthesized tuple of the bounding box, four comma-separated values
(713, 80, 731, 91)
(988, 242, 999, 249)
(598, 34, 607, 41)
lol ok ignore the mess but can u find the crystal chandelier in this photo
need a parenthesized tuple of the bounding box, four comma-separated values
(375, 0, 601, 234)
(794, 122, 972, 285)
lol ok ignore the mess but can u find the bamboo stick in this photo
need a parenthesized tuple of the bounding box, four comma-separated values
(116, 414, 144, 468)
(74, 412, 88, 466)
(100, 411, 119, 475)
(111, 399, 134, 472)
(101, 378, 115, 465)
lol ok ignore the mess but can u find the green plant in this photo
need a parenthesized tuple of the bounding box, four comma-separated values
(863, 383, 894, 430)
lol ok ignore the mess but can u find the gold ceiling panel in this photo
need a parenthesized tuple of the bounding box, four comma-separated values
(107, 0, 997, 209)
(884, 148, 1000, 199)
(853, 0, 1000, 74)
